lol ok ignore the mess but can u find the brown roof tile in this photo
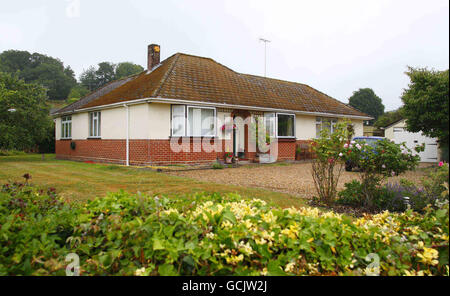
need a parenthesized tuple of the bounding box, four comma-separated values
(63, 53, 370, 118)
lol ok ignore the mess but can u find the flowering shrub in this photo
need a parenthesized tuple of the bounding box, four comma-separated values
(340, 138, 421, 209)
(1, 180, 448, 276)
(338, 162, 449, 213)
(311, 121, 353, 204)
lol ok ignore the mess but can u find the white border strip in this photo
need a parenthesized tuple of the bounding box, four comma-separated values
(53, 97, 373, 120)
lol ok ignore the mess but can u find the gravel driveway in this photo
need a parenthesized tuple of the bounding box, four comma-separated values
(168, 162, 428, 198)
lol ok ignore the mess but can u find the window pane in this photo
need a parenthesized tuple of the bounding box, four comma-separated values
(264, 113, 275, 137)
(93, 118, 97, 137)
(277, 114, 294, 137)
(201, 108, 214, 136)
(68, 122, 72, 138)
(172, 105, 185, 136)
(316, 123, 321, 138)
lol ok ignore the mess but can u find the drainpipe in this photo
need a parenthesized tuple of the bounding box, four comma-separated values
(124, 104, 130, 166)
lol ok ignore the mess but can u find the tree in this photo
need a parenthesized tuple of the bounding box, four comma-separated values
(374, 108, 404, 128)
(95, 62, 116, 89)
(68, 84, 90, 100)
(401, 67, 449, 147)
(80, 61, 143, 92)
(0, 50, 77, 100)
(115, 62, 144, 79)
(79, 66, 98, 91)
(348, 88, 385, 124)
(0, 72, 52, 151)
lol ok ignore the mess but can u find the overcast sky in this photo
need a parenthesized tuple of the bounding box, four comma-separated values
(1, 0, 448, 111)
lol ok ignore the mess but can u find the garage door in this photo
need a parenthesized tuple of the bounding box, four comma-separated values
(393, 127, 438, 163)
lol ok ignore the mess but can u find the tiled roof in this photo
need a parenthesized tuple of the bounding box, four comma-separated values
(57, 53, 370, 118)
(53, 75, 138, 115)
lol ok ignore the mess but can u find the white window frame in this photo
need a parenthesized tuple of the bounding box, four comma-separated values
(89, 111, 101, 138)
(264, 112, 296, 139)
(264, 112, 276, 138)
(171, 105, 186, 137)
(187, 106, 216, 137)
(171, 105, 217, 137)
(276, 113, 296, 138)
(61, 116, 72, 139)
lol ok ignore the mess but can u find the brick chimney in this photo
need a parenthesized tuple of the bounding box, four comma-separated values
(147, 44, 160, 70)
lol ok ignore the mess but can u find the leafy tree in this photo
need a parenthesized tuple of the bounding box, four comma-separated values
(68, 84, 90, 100)
(401, 67, 449, 147)
(80, 61, 143, 91)
(79, 66, 97, 91)
(0, 72, 52, 151)
(115, 62, 144, 79)
(374, 108, 404, 128)
(95, 62, 116, 89)
(348, 88, 385, 124)
(0, 50, 77, 100)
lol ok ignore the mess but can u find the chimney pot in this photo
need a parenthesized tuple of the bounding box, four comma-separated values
(148, 44, 160, 70)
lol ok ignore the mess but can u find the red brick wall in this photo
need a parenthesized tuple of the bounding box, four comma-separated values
(55, 138, 299, 165)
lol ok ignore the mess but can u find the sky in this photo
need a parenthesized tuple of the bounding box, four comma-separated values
(0, 0, 448, 111)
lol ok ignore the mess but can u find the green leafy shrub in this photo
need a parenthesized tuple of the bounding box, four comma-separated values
(0, 149, 26, 156)
(1, 180, 448, 276)
(338, 163, 449, 213)
(340, 138, 421, 209)
(212, 162, 224, 169)
(0, 182, 81, 275)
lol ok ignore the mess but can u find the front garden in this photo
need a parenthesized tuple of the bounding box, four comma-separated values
(0, 172, 448, 276)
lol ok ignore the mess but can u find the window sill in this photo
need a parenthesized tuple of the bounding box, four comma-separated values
(87, 137, 101, 140)
(169, 136, 218, 139)
(60, 138, 72, 141)
(276, 137, 297, 142)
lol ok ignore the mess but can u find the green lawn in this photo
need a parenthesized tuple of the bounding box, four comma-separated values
(0, 154, 307, 208)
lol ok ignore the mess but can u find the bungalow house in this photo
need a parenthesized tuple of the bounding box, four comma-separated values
(52, 44, 371, 165)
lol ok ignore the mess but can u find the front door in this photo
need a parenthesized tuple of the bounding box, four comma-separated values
(233, 115, 245, 158)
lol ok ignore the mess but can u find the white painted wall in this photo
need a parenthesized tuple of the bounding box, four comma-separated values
(295, 115, 364, 140)
(148, 103, 171, 139)
(72, 113, 89, 140)
(101, 107, 127, 139)
(385, 119, 439, 162)
(295, 115, 316, 140)
(54, 117, 61, 140)
(352, 119, 364, 137)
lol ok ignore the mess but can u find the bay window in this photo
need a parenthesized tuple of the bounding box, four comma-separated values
(61, 116, 72, 139)
(264, 112, 295, 138)
(89, 111, 101, 138)
(171, 105, 216, 137)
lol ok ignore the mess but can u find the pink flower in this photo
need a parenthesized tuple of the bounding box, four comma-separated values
(344, 143, 349, 148)
(382, 164, 386, 169)
(439, 161, 444, 167)
(339, 153, 343, 157)
(391, 171, 396, 177)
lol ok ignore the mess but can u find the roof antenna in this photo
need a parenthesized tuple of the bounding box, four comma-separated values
(259, 38, 271, 77)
